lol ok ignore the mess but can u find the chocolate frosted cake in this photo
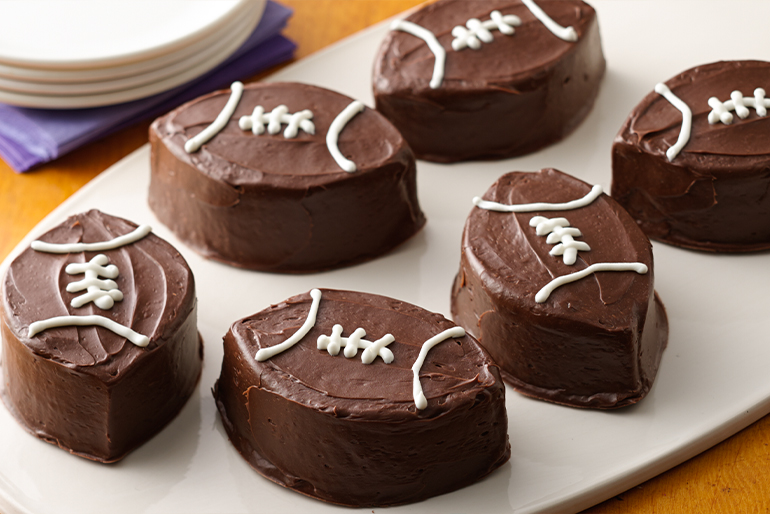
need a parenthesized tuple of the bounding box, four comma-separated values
(214, 288, 509, 507)
(612, 60, 770, 252)
(373, 0, 605, 162)
(451, 169, 668, 409)
(0, 210, 201, 462)
(149, 81, 425, 272)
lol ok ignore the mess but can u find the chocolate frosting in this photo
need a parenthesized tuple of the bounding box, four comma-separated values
(149, 81, 425, 272)
(373, 0, 605, 162)
(451, 169, 668, 408)
(214, 288, 510, 506)
(612, 60, 770, 251)
(1, 210, 202, 462)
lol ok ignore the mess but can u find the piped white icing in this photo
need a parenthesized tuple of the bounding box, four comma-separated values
(318, 324, 346, 356)
(473, 184, 602, 212)
(28, 225, 152, 347)
(238, 105, 315, 138)
(31, 224, 151, 254)
(28, 224, 151, 347)
(28, 315, 150, 347)
(451, 10, 521, 51)
(65, 254, 123, 309)
(529, 216, 590, 265)
(411, 326, 466, 410)
(316, 325, 395, 364)
(361, 334, 396, 364)
(256, 288, 323, 361)
(185, 81, 244, 153)
(390, 20, 446, 89)
(326, 100, 365, 172)
(708, 88, 769, 125)
(654, 82, 692, 161)
(522, 0, 578, 42)
(535, 262, 648, 303)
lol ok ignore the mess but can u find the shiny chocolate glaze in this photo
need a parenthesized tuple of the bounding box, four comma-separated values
(214, 288, 510, 507)
(612, 60, 770, 252)
(149, 82, 425, 272)
(373, 0, 606, 162)
(0, 210, 201, 462)
(451, 169, 668, 409)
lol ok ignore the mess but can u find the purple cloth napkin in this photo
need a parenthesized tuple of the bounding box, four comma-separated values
(0, 1, 295, 172)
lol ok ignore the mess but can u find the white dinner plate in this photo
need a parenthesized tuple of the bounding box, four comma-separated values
(0, 4, 263, 109)
(0, 1, 265, 86)
(0, 9, 259, 97)
(0, 0, 256, 69)
(1, 1, 770, 513)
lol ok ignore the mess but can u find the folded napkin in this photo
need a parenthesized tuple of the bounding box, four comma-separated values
(0, 1, 295, 172)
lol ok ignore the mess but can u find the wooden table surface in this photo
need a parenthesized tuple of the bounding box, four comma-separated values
(0, 1, 768, 512)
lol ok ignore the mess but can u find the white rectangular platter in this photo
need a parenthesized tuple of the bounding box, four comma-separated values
(1, 1, 769, 513)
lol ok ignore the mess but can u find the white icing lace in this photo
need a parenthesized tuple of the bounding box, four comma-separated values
(238, 105, 315, 138)
(451, 11, 521, 51)
(529, 216, 590, 265)
(708, 88, 769, 125)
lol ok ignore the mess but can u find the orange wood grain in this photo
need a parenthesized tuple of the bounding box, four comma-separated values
(0, 1, 768, 512)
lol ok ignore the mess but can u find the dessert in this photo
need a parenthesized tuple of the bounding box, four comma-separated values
(0, 210, 201, 462)
(214, 288, 509, 507)
(612, 60, 770, 252)
(451, 169, 668, 409)
(149, 81, 425, 273)
(373, 0, 606, 162)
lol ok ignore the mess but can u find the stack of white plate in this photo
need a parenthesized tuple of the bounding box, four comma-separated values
(0, 0, 266, 109)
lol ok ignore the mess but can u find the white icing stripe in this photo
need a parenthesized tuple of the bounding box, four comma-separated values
(31, 225, 152, 254)
(411, 326, 466, 410)
(535, 262, 648, 303)
(326, 100, 365, 172)
(473, 184, 602, 212)
(391, 20, 446, 89)
(522, 0, 578, 42)
(654, 82, 692, 161)
(708, 88, 770, 125)
(184, 81, 244, 153)
(28, 315, 150, 347)
(256, 289, 323, 361)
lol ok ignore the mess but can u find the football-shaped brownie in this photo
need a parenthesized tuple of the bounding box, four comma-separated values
(612, 60, 770, 252)
(0, 210, 201, 462)
(149, 81, 425, 272)
(214, 288, 509, 506)
(373, 0, 605, 162)
(451, 169, 668, 409)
